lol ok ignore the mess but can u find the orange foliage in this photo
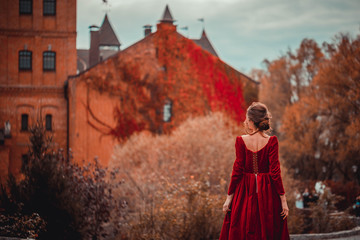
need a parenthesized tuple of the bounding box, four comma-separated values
(257, 39, 324, 135)
(255, 33, 360, 184)
(281, 34, 360, 184)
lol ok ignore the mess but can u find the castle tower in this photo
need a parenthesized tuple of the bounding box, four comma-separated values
(77, 14, 121, 72)
(160, 4, 175, 24)
(157, 4, 177, 33)
(89, 14, 121, 67)
(192, 29, 219, 57)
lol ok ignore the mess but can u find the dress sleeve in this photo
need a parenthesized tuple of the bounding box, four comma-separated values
(269, 136, 285, 195)
(227, 137, 245, 195)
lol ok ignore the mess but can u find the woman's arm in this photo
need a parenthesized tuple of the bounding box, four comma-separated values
(269, 136, 289, 219)
(269, 136, 285, 195)
(223, 194, 234, 212)
(280, 194, 289, 219)
(227, 137, 245, 195)
(223, 137, 244, 212)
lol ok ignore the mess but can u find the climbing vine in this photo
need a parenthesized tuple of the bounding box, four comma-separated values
(78, 22, 256, 142)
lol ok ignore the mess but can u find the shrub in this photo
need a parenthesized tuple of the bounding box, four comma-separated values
(129, 177, 223, 240)
(110, 112, 241, 208)
(325, 180, 360, 210)
(0, 119, 126, 239)
(310, 188, 356, 233)
(0, 212, 46, 238)
(110, 113, 243, 239)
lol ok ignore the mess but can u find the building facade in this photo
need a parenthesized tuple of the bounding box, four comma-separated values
(0, 0, 77, 181)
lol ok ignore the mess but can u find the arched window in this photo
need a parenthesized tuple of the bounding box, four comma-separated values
(43, 0, 56, 16)
(43, 51, 56, 71)
(45, 114, 52, 131)
(19, 50, 32, 70)
(19, 0, 32, 14)
(163, 99, 172, 122)
(21, 114, 29, 131)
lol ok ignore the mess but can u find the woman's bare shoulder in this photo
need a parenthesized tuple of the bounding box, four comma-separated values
(258, 133, 271, 139)
(241, 134, 271, 138)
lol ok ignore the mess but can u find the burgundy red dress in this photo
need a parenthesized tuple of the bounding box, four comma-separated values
(219, 136, 290, 240)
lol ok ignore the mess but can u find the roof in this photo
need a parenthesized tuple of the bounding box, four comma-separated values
(99, 14, 121, 47)
(77, 49, 89, 73)
(76, 7, 254, 84)
(77, 49, 119, 73)
(160, 4, 175, 23)
(192, 29, 218, 57)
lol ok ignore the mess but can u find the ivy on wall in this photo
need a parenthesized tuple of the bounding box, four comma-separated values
(78, 23, 256, 142)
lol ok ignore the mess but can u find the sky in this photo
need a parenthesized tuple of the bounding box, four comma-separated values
(77, 0, 360, 74)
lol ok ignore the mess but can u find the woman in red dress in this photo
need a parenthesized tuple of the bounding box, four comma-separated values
(219, 102, 290, 240)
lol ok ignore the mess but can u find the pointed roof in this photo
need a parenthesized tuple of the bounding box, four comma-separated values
(99, 14, 121, 47)
(160, 4, 175, 23)
(193, 29, 218, 57)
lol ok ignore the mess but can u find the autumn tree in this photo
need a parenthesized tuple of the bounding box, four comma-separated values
(256, 57, 292, 135)
(257, 39, 324, 135)
(281, 34, 360, 183)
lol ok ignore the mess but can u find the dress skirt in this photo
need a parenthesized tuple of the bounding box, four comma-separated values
(219, 173, 289, 240)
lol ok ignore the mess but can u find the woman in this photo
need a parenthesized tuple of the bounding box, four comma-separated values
(219, 102, 290, 240)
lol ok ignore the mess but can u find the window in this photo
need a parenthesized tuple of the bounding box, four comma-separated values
(43, 0, 56, 16)
(45, 114, 52, 131)
(43, 51, 56, 71)
(19, 0, 32, 14)
(19, 50, 32, 70)
(21, 114, 29, 131)
(163, 100, 172, 122)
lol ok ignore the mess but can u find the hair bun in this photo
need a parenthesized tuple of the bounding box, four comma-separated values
(258, 119, 270, 131)
(247, 102, 272, 132)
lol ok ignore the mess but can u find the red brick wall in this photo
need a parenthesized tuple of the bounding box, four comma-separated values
(68, 77, 119, 166)
(0, 0, 76, 182)
(0, 0, 77, 86)
(0, 88, 67, 178)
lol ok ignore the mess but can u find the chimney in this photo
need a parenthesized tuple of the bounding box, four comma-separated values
(89, 25, 100, 67)
(143, 25, 152, 37)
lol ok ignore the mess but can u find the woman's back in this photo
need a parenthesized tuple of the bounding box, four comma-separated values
(240, 135, 275, 174)
(241, 134, 271, 152)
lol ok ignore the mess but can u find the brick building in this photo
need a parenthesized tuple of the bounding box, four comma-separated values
(0, 0, 76, 181)
(0, 3, 257, 180)
(68, 5, 258, 166)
